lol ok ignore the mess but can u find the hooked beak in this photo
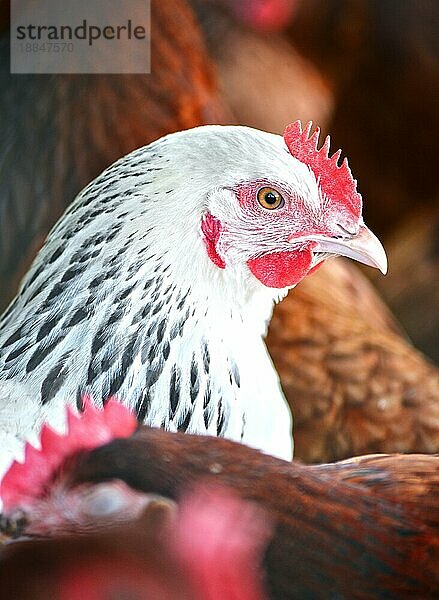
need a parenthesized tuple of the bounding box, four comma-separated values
(311, 224, 388, 274)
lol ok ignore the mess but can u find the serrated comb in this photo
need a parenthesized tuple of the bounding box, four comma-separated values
(0, 397, 137, 513)
(284, 120, 362, 218)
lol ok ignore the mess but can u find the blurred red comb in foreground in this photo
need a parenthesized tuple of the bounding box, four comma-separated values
(175, 485, 271, 600)
(225, 0, 298, 32)
(0, 398, 137, 512)
(284, 120, 362, 218)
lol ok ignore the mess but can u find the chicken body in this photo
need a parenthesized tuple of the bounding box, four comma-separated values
(268, 258, 439, 462)
(2, 419, 437, 599)
(72, 431, 439, 599)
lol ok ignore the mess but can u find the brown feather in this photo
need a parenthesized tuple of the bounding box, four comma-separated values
(267, 259, 439, 462)
(66, 428, 439, 599)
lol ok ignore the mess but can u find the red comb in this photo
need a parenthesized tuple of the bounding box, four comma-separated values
(283, 121, 362, 218)
(228, 0, 297, 32)
(175, 485, 271, 600)
(0, 398, 137, 513)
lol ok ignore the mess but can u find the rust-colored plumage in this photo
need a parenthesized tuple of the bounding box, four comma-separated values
(75, 430, 439, 598)
(3, 425, 437, 599)
(268, 259, 439, 462)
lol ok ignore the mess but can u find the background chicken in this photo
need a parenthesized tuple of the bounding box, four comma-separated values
(1, 0, 438, 464)
(267, 259, 439, 462)
(1, 402, 438, 599)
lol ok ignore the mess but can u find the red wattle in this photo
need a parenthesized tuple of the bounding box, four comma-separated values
(201, 213, 225, 269)
(247, 248, 314, 288)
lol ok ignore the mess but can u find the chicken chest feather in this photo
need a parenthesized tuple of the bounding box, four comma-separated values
(0, 122, 386, 479)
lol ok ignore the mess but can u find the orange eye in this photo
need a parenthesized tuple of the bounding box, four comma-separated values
(257, 187, 284, 210)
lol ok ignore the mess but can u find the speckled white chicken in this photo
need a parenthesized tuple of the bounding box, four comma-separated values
(0, 121, 386, 484)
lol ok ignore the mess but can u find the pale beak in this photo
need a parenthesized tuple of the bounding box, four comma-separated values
(311, 224, 388, 274)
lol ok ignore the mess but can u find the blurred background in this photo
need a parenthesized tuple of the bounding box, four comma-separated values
(1, 0, 438, 462)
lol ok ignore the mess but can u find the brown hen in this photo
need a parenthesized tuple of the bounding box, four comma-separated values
(268, 259, 439, 462)
(1, 409, 438, 600)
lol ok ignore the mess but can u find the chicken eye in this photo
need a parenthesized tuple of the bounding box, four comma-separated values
(257, 187, 284, 210)
(81, 484, 128, 517)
